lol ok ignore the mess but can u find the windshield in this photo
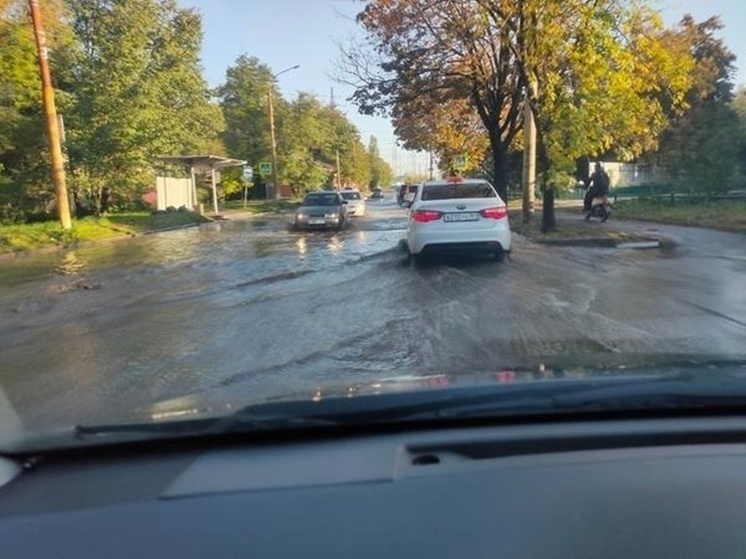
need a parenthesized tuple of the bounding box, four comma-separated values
(303, 193, 340, 206)
(1, 0, 745, 451)
(340, 191, 362, 200)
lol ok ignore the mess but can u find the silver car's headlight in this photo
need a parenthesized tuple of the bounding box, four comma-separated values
(325, 213, 339, 219)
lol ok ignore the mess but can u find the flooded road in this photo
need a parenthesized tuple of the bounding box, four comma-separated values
(1, 199, 745, 430)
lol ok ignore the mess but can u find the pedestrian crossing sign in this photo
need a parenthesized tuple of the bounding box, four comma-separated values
(453, 154, 468, 171)
(259, 162, 272, 176)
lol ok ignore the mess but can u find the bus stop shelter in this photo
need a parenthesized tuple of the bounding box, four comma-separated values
(155, 155, 247, 214)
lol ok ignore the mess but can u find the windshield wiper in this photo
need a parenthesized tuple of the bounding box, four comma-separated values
(75, 369, 746, 440)
(231, 372, 746, 424)
(75, 414, 338, 439)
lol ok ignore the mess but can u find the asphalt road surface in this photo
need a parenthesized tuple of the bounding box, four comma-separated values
(1, 197, 745, 429)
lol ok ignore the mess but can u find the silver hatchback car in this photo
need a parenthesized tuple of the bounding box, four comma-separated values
(294, 191, 349, 231)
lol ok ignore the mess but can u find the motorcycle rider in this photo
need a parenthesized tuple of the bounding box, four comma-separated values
(584, 162, 610, 215)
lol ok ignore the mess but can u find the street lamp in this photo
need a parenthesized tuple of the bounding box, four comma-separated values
(268, 64, 300, 200)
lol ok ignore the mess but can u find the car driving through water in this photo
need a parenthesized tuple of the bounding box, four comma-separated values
(339, 188, 366, 216)
(293, 190, 349, 231)
(405, 177, 511, 263)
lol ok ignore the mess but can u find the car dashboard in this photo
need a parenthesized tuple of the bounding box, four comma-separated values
(2, 416, 746, 558)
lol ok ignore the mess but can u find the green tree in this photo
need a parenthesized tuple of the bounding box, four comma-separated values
(367, 135, 393, 188)
(217, 54, 276, 168)
(339, 0, 524, 202)
(341, 0, 690, 211)
(64, 0, 223, 214)
(277, 93, 335, 193)
(731, 88, 746, 182)
(477, 0, 692, 230)
(0, 0, 74, 222)
(316, 103, 370, 189)
(654, 16, 738, 195)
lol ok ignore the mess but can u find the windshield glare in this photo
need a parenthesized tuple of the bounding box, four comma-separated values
(1, 0, 745, 449)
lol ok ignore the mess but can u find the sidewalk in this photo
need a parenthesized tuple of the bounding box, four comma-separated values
(509, 208, 666, 248)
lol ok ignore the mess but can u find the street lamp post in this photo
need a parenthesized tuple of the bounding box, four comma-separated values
(268, 64, 300, 200)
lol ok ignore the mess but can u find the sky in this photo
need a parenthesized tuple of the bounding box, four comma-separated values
(177, 0, 746, 175)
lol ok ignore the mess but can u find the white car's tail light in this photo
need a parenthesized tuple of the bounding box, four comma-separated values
(479, 207, 508, 219)
(412, 210, 443, 223)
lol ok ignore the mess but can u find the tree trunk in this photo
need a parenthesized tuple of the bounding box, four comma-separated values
(89, 187, 102, 216)
(541, 186, 556, 233)
(490, 139, 509, 203)
(100, 186, 112, 215)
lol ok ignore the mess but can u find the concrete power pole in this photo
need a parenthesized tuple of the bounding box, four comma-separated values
(335, 149, 342, 190)
(268, 86, 279, 200)
(522, 83, 537, 222)
(28, 0, 71, 229)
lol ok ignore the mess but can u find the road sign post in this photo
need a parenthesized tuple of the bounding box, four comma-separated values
(258, 162, 273, 199)
(242, 166, 253, 208)
(242, 165, 254, 182)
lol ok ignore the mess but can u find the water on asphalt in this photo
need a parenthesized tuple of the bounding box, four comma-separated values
(1, 199, 745, 429)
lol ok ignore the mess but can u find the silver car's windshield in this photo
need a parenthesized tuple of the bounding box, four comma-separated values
(303, 194, 340, 206)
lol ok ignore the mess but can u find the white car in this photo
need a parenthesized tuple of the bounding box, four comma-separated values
(339, 189, 366, 217)
(405, 178, 511, 262)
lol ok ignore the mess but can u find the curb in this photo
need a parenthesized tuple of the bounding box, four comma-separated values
(144, 221, 207, 235)
(532, 237, 663, 249)
(534, 238, 618, 248)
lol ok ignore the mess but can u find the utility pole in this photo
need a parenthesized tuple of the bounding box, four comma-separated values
(335, 149, 342, 190)
(28, 0, 71, 229)
(522, 82, 537, 222)
(268, 86, 279, 200)
(267, 64, 300, 200)
(429, 150, 434, 180)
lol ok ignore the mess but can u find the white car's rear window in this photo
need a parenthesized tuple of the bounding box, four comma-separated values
(421, 183, 497, 201)
(340, 191, 362, 200)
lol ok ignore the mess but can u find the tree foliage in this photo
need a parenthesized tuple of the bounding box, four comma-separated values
(340, 0, 694, 206)
(216, 54, 275, 171)
(339, 0, 524, 201)
(218, 55, 392, 195)
(367, 135, 393, 188)
(653, 16, 739, 194)
(0, 0, 73, 221)
(64, 0, 224, 213)
(1, 0, 224, 220)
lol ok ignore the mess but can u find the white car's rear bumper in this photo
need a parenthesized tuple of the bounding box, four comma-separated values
(407, 221, 512, 255)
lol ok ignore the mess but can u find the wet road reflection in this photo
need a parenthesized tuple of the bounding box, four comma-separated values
(0, 197, 745, 430)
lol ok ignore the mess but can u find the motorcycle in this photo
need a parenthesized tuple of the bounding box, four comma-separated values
(585, 195, 612, 222)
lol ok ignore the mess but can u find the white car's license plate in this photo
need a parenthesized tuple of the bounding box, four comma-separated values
(444, 212, 479, 222)
(309, 218, 326, 225)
